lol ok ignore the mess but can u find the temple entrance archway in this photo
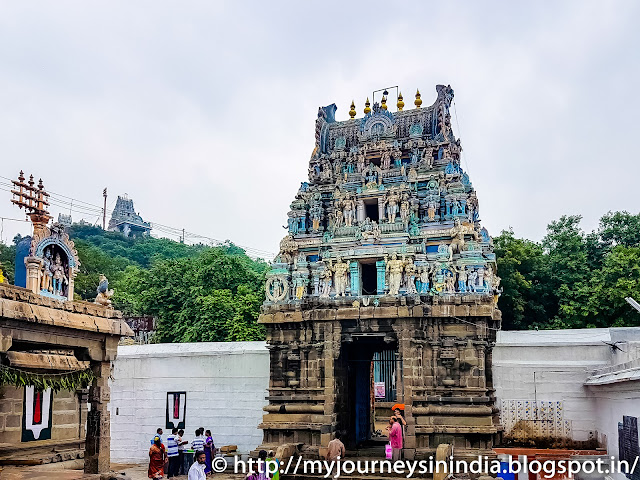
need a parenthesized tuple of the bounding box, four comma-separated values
(336, 335, 399, 452)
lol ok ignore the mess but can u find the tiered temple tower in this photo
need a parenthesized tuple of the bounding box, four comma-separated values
(108, 195, 151, 238)
(258, 86, 502, 460)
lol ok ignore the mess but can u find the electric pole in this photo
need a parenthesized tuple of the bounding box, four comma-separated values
(102, 188, 107, 230)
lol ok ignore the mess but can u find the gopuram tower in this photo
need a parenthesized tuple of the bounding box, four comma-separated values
(258, 86, 502, 460)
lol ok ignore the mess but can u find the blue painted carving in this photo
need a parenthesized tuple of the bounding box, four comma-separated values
(376, 260, 386, 295)
(409, 123, 423, 137)
(34, 237, 77, 268)
(335, 136, 346, 150)
(14, 236, 31, 288)
(445, 161, 461, 174)
(350, 261, 360, 296)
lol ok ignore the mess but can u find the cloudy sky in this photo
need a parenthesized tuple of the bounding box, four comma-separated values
(0, 1, 638, 258)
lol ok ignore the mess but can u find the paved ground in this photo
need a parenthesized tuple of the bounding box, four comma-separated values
(0, 463, 248, 480)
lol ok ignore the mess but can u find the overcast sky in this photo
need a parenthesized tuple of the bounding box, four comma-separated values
(0, 1, 638, 258)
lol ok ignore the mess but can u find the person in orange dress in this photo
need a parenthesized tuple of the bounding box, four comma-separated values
(149, 436, 167, 479)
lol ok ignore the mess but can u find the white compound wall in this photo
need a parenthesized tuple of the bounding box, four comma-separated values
(109, 341, 269, 464)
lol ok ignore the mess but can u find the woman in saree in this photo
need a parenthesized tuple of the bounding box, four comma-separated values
(148, 436, 167, 479)
(204, 429, 215, 474)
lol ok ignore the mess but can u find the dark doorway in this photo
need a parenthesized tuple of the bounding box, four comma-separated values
(364, 201, 379, 222)
(339, 336, 398, 451)
(361, 263, 377, 295)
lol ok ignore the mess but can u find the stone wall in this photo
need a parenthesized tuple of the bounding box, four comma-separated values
(109, 341, 269, 464)
(493, 327, 640, 450)
(0, 386, 84, 444)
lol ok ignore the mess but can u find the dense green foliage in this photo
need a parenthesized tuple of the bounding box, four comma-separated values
(2, 212, 639, 336)
(495, 212, 640, 330)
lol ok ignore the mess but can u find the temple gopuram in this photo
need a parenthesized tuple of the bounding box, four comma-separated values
(258, 86, 502, 460)
(0, 173, 132, 472)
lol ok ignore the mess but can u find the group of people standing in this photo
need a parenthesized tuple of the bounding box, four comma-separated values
(148, 426, 217, 479)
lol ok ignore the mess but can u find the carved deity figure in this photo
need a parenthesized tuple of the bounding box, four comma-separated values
(383, 191, 400, 224)
(385, 253, 406, 295)
(400, 194, 410, 225)
(50, 253, 68, 297)
(467, 269, 478, 293)
(431, 268, 446, 293)
(427, 200, 438, 222)
(40, 249, 53, 293)
(294, 276, 307, 299)
(343, 194, 356, 227)
(450, 218, 469, 255)
(422, 146, 434, 168)
(445, 270, 456, 293)
(418, 265, 433, 293)
(356, 153, 365, 173)
(330, 256, 349, 297)
(476, 266, 486, 292)
(453, 265, 468, 293)
(319, 269, 332, 298)
(95, 274, 114, 307)
(381, 150, 391, 170)
(404, 258, 417, 294)
(310, 203, 323, 232)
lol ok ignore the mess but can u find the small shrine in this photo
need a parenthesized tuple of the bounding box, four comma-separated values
(258, 86, 502, 460)
(0, 172, 132, 472)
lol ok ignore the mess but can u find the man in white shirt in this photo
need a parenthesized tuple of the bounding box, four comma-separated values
(188, 451, 207, 480)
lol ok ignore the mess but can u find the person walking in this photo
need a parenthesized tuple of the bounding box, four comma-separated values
(326, 432, 346, 461)
(257, 450, 271, 480)
(151, 427, 164, 446)
(389, 417, 403, 461)
(166, 428, 180, 478)
(148, 436, 167, 479)
(188, 451, 207, 480)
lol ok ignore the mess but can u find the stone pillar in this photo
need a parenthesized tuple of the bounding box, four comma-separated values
(378, 197, 385, 222)
(84, 361, 111, 474)
(25, 257, 42, 294)
(356, 200, 365, 223)
(376, 260, 386, 295)
(349, 262, 359, 296)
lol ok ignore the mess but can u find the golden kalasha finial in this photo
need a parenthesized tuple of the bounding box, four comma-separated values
(397, 92, 404, 111)
(349, 100, 356, 119)
(364, 97, 371, 114)
(415, 89, 422, 108)
(381, 95, 388, 110)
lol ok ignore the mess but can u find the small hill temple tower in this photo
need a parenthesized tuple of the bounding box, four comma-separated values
(259, 86, 502, 460)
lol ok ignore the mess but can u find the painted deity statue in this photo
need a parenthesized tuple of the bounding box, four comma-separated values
(400, 194, 410, 225)
(384, 191, 400, 224)
(343, 194, 356, 227)
(40, 249, 53, 293)
(453, 265, 468, 293)
(418, 265, 433, 293)
(422, 146, 434, 168)
(427, 200, 438, 222)
(431, 267, 446, 294)
(50, 253, 68, 297)
(445, 270, 456, 293)
(404, 258, 418, 295)
(381, 150, 391, 170)
(319, 268, 332, 298)
(385, 253, 406, 295)
(330, 256, 349, 297)
(467, 269, 478, 293)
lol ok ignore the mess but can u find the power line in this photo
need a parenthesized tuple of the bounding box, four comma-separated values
(0, 174, 276, 259)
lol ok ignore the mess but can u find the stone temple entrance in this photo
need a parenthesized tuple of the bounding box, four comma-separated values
(257, 85, 502, 460)
(338, 335, 398, 448)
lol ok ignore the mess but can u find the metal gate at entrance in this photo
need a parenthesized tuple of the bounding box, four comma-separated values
(372, 350, 397, 402)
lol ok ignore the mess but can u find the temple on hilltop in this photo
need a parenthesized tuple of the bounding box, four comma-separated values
(258, 86, 502, 460)
(0, 172, 132, 472)
(108, 194, 151, 237)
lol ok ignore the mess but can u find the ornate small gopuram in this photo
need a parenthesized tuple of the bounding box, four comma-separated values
(258, 86, 502, 460)
(0, 172, 132, 472)
(108, 194, 151, 238)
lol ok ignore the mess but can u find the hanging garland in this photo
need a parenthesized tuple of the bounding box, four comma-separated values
(0, 364, 95, 392)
